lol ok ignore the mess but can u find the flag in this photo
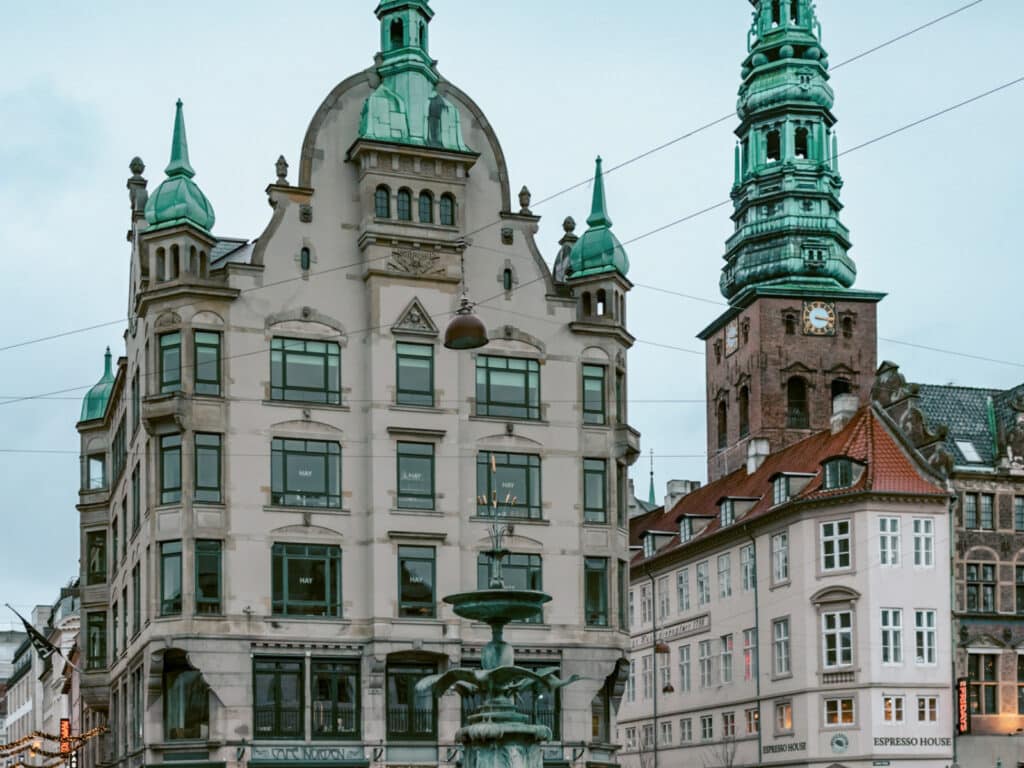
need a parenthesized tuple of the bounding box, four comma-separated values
(6, 604, 59, 661)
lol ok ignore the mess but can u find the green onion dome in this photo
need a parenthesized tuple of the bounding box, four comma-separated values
(144, 100, 215, 233)
(567, 157, 629, 279)
(80, 347, 115, 422)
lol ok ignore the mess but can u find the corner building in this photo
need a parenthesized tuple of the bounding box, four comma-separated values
(75, 3, 637, 767)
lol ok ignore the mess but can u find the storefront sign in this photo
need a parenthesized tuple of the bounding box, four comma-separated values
(631, 613, 710, 649)
(957, 677, 971, 735)
(873, 736, 952, 748)
(251, 745, 365, 762)
(763, 741, 806, 754)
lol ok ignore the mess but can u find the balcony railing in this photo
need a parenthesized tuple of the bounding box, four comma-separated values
(254, 706, 302, 739)
(312, 703, 358, 737)
(386, 706, 436, 740)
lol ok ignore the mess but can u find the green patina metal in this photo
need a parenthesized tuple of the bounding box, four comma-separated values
(81, 347, 115, 422)
(359, 0, 470, 152)
(567, 157, 629, 280)
(144, 100, 216, 233)
(720, 0, 855, 301)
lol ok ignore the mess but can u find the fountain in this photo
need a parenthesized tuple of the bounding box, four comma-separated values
(416, 463, 581, 768)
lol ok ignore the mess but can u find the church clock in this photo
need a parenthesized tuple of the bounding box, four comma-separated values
(802, 300, 836, 336)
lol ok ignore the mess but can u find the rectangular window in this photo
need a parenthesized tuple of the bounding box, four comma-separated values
(823, 611, 853, 668)
(969, 653, 999, 714)
(1016, 497, 1024, 532)
(159, 434, 182, 505)
(194, 331, 221, 396)
(121, 586, 128, 649)
(112, 420, 127, 484)
(825, 697, 855, 726)
(1017, 566, 1024, 615)
(640, 584, 651, 624)
(132, 564, 141, 636)
(398, 545, 436, 618)
(772, 476, 789, 506)
(657, 576, 670, 620)
(131, 667, 143, 747)
(697, 561, 710, 606)
(741, 544, 755, 591)
(86, 612, 106, 670)
(881, 608, 903, 664)
(87, 454, 106, 490)
(678, 644, 691, 692)
(915, 609, 936, 665)
(624, 727, 636, 749)
(698, 640, 713, 688)
(677, 568, 690, 613)
(721, 712, 735, 738)
(743, 628, 757, 681)
(745, 707, 759, 735)
(111, 602, 119, 657)
(700, 715, 713, 741)
(312, 661, 360, 739)
(883, 695, 905, 723)
(627, 660, 635, 702)
(582, 364, 607, 425)
(131, 465, 141, 533)
(913, 518, 934, 566)
(628, 590, 635, 628)
(476, 451, 541, 519)
(615, 369, 625, 425)
(775, 701, 793, 732)
(980, 493, 995, 530)
(720, 634, 733, 684)
(131, 373, 140, 434)
(659, 720, 672, 747)
(475, 355, 540, 420)
(477, 553, 543, 623)
(718, 553, 732, 598)
(966, 563, 997, 612)
(271, 438, 342, 508)
(271, 337, 341, 405)
(679, 718, 692, 743)
(397, 442, 435, 510)
(1019, 656, 1024, 715)
(112, 519, 119, 572)
(771, 532, 789, 582)
(773, 619, 790, 675)
(618, 559, 629, 630)
(194, 433, 222, 503)
(272, 543, 342, 617)
(195, 540, 222, 615)
(86, 531, 107, 585)
(918, 695, 938, 722)
(963, 492, 978, 529)
(160, 541, 182, 616)
(879, 517, 900, 566)
(396, 343, 434, 407)
(254, 658, 304, 739)
(641, 723, 654, 749)
(641, 655, 652, 700)
(583, 459, 608, 523)
(616, 463, 628, 529)
(584, 557, 609, 627)
(821, 520, 851, 571)
(159, 331, 181, 394)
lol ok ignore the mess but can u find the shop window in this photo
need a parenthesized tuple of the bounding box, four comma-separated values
(164, 651, 209, 740)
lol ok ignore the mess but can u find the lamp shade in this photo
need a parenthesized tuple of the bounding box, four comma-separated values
(444, 297, 488, 350)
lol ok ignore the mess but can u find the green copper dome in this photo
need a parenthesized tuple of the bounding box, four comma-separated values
(567, 157, 629, 279)
(145, 100, 216, 233)
(359, 0, 470, 152)
(80, 347, 115, 422)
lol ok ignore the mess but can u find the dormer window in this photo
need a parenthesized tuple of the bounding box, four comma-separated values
(720, 501, 736, 528)
(643, 535, 656, 559)
(773, 476, 790, 506)
(824, 458, 854, 490)
(680, 518, 693, 543)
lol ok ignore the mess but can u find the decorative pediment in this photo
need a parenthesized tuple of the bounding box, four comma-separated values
(811, 585, 861, 606)
(392, 297, 439, 337)
(388, 248, 446, 277)
(781, 360, 815, 376)
(873, 361, 916, 406)
(155, 310, 182, 328)
(966, 634, 1006, 650)
(266, 306, 346, 335)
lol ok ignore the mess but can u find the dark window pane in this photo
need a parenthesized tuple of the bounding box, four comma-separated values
(476, 452, 542, 520)
(161, 541, 182, 616)
(477, 553, 543, 622)
(396, 343, 434, 407)
(398, 442, 434, 510)
(387, 664, 437, 740)
(195, 433, 222, 503)
(160, 434, 182, 504)
(398, 546, 435, 618)
(584, 459, 607, 524)
(375, 187, 391, 218)
(397, 190, 412, 221)
(439, 195, 455, 226)
(418, 192, 433, 223)
(254, 659, 304, 739)
(312, 662, 360, 739)
(271, 543, 342, 617)
(195, 540, 222, 615)
(271, 438, 342, 508)
(270, 337, 341, 405)
(86, 531, 107, 585)
(160, 332, 181, 393)
(476, 356, 540, 420)
(583, 365, 606, 425)
(585, 557, 609, 627)
(194, 331, 221, 396)
(164, 652, 209, 740)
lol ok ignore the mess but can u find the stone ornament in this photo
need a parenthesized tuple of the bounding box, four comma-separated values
(518, 185, 532, 215)
(275, 155, 290, 186)
(388, 248, 445, 276)
(392, 297, 439, 336)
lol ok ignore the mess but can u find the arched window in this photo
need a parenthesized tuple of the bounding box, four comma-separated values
(766, 130, 781, 163)
(739, 386, 750, 437)
(717, 400, 729, 450)
(787, 377, 809, 429)
(375, 186, 391, 218)
(831, 379, 852, 399)
(419, 22, 427, 50)
(156, 247, 166, 281)
(784, 313, 796, 335)
(397, 189, 412, 221)
(841, 316, 854, 339)
(418, 191, 434, 224)
(390, 18, 404, 49)
(169, 245, 180, 279)
(300, 247, 311, 271)
(164, 650, 209, 740)
(189, 246, 198, 275)
(771, 0, 782, 26)
(795, 127, 809, 159)
(582, 292, 593, 317)
(439, 194, 455, 226)
(502, 268, 513, 292)
(199, 251, 208, 278)
(596, 289, 607, 316)
(790, 0, 800, 23)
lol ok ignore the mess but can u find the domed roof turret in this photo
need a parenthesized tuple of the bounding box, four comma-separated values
(567, 157, 629, 280)
(80, 347, 115, 422)
(144, 100, 216, 233)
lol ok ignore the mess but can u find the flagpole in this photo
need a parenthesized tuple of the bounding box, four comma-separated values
(5, 603, 83, 674)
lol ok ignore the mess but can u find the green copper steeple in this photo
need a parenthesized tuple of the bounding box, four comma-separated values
(359, 0, 470, 152)
(720, 0, 854, 301)
(567, 157, 630, 279)
(80, 347, 115, 422)
(145, 100, 216, 233)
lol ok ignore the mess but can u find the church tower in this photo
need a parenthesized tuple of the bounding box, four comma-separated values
(699, 0, 885, 481)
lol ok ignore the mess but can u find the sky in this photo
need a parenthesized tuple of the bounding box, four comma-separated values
(1, 0, 1022, 615)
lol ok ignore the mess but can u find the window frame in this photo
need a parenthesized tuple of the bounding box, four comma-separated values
(396, 188, 412, 222)
(398, 545, 436, 618)
(913, 518, 934, 567)
(86, 530, 107, 586)
(823, 458, 854, 490)
(773, 618, 790, 677)
(86, 611, 107, 670)
(253, 657, 305, 740)
(583, 459, 608, 524)
(477, 552, 543, 624)
(160, 541, 183, 617)
(386, 662, 437, 741)
(374, 185, 391, 219)
(718, 553, 732, 598)
(771, 531, 789, 584)
(774, 701, 793, 734)
(584, 556, 610, 627)
(820, 519, 852, 572)
(439, 194, 455, 226)
(193, 331, 221, 397)
(271, 542, 342, 618)
(194, 433, 223, 504)
(395, 342, 434, 407)
(159, 331, 182, 394)
(822, 610, 854, 669)
(311, 660, 361, 740)
(582, 364, 607, 426)
(159, 434, 182, 505)
(966, 562, 997, 613)
(696, 561, 710, 606)
(741, 544, 755, 592)
(195, 540, 222, 615)
(824, 697, 856, 727)
(969, 652, 1000, 715)
(164, 651, 210, 740)
(270, 337, 341, 405)
(417, 190, 434, 224)
(475, 355, 541, 421)
(476, 451, 542, 520)
(879, 516, 900, 566)
(397, 442, 435, 511)
(880, 608, 903, 665)
(882, 695, 905, 724)
(271, 438, 342, 509)
(914, 609, 936, 665)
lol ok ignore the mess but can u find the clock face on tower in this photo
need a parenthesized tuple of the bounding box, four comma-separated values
(802, 300, 836, 336)
(725, 320, 739, 356)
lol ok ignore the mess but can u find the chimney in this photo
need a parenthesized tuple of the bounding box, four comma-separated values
(747, 438, 771, 475)
(831, 393, 859, 434)
(664, 479, 701, 510)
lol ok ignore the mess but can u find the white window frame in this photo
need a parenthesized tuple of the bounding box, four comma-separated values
(720, 634, 734, 684)
(679, 717, 692, 743)
(627, 660, 636, 702)
(699, 640, 713, 688)
(720, 500, 735, 527)
(774, 701, 793, 733)
(718, 553, 732, 598)
(697, 561, 710, 606)
(624, 727, 636, 750)
(915, 609, 937, 665)
(883, 695, 905, 724)
(745, 707, 760, 735)
(657, 576, 671, 620)
(773, 618, 791, 676)
(741, 544, 755, 591)
(913, 518, 934, 567)
(821, 520, 852, 571)
(879, 516, 900, 566)
(822, 610, 853, 669)
(640, 585, 652, 624)
(743, 628, 757, 681)
(722, 711, 735, 738)
(641, 654, 652, 700)
(917, 695, 938, 723)
(659, 720, 672, 746)
(700, 715, 713, 741)
(678, 644, 691, 692)
(772, 476, 789, 506)
(677, 568, 690, 613)
(881, 608, 903, 665)
(771, 532, 789, 583)
(824, 696, 856, 727)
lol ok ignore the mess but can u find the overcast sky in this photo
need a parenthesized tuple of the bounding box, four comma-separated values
(1, 0, 1021, 615)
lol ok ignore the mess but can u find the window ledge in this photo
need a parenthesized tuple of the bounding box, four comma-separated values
(265, 616, 350, 624)
(468, 516, 549, 526)
(263, 505, 351, 517)
(582, 424, 611, 431)
(387, 425, 446, 439)
(469, 415, 549, 427)
(391, 508, 445, 518)
(768, 580, 792, 592)
(389, 404, 445, 415)
(262, 399, 350, 412)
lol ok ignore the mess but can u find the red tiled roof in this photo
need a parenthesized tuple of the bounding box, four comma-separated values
(630, 405, 948, 564)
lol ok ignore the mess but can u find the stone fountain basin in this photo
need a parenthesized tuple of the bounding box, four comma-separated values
(445, 589, 551, 624)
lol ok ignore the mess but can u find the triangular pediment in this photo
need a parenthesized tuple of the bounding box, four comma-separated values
(967, 634, 1006, 650)
(392, 297, 439, 337)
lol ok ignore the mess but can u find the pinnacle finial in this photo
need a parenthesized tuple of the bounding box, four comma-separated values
(587, 156, 611, 229)
(103, 346, 112, 376)
(648, 449, 656, 507)
(165, 99, 196, 179)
